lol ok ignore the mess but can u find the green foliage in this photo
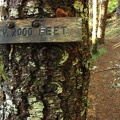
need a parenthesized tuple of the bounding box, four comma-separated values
(108, 0, 118, 12)
(91, 48, 107, 60)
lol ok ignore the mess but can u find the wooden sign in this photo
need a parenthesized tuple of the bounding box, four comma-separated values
(0, 17, 82, 44)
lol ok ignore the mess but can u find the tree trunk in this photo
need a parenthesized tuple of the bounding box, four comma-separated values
(89, 0, 93, 19)
(97, 0, 109, 44)
(116, 0, 120, 18)
(0, 0, 90, 120)
(92, 0, 98, 54)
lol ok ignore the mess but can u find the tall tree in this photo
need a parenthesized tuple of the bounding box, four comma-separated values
(97, 0, 109, 44)
(92, 0, 98, 54)
(0, 0, 91, 120)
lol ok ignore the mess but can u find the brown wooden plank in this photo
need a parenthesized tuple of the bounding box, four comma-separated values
(0, 17, 82, 44)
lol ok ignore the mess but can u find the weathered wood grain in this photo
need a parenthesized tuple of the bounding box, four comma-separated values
(0, 17, 82, 44)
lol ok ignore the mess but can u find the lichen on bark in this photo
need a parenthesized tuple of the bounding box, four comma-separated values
(0, 0, 90, 120)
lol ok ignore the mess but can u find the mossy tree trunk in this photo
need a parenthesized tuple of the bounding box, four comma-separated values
(0, 0, 90, 120)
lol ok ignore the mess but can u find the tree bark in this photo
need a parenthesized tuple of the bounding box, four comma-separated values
(116, 0, 120, 18)
(0, 0, 90, 120)
(97, 0, 109, 44)
(92, 0, 98, 54)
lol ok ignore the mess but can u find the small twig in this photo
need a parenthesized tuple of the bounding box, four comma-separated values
(112, 42, 120, 49)
(91, 67, 120, 73)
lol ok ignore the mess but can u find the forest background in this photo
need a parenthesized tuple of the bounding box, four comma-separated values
(87, 0, 120, 119)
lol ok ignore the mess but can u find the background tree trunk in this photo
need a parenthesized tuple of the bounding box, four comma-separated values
(97, 0, 109, 44)
(0, 0, 90, 120)
(92, 0, 98, 54)
(89, 0, 93, 19)
(116, 0, 120, 18)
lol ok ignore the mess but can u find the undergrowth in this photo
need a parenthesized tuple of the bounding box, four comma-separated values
(108, 0, 117, 12)
(90, 48, 107, 69)
(106, 18, 120, 38)
(91, 48, 107, 60)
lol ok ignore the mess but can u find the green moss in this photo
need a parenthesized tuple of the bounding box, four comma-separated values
(85, 60, 90, 69)
(81, 109, 85, 116)
(59, 51, 69, 65)
(1, 72, 7, 80)
(52, 82, 63, 94)
(0, 56, 4, 74)
(73, 1, 83, 12)
(0, 56, 7, 81)
(72, 58, 78, 66)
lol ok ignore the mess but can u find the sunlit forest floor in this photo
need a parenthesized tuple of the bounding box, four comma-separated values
(87, 19, 120, 120)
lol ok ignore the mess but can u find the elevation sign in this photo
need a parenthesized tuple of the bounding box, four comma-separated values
(0, 17, 82, 44)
